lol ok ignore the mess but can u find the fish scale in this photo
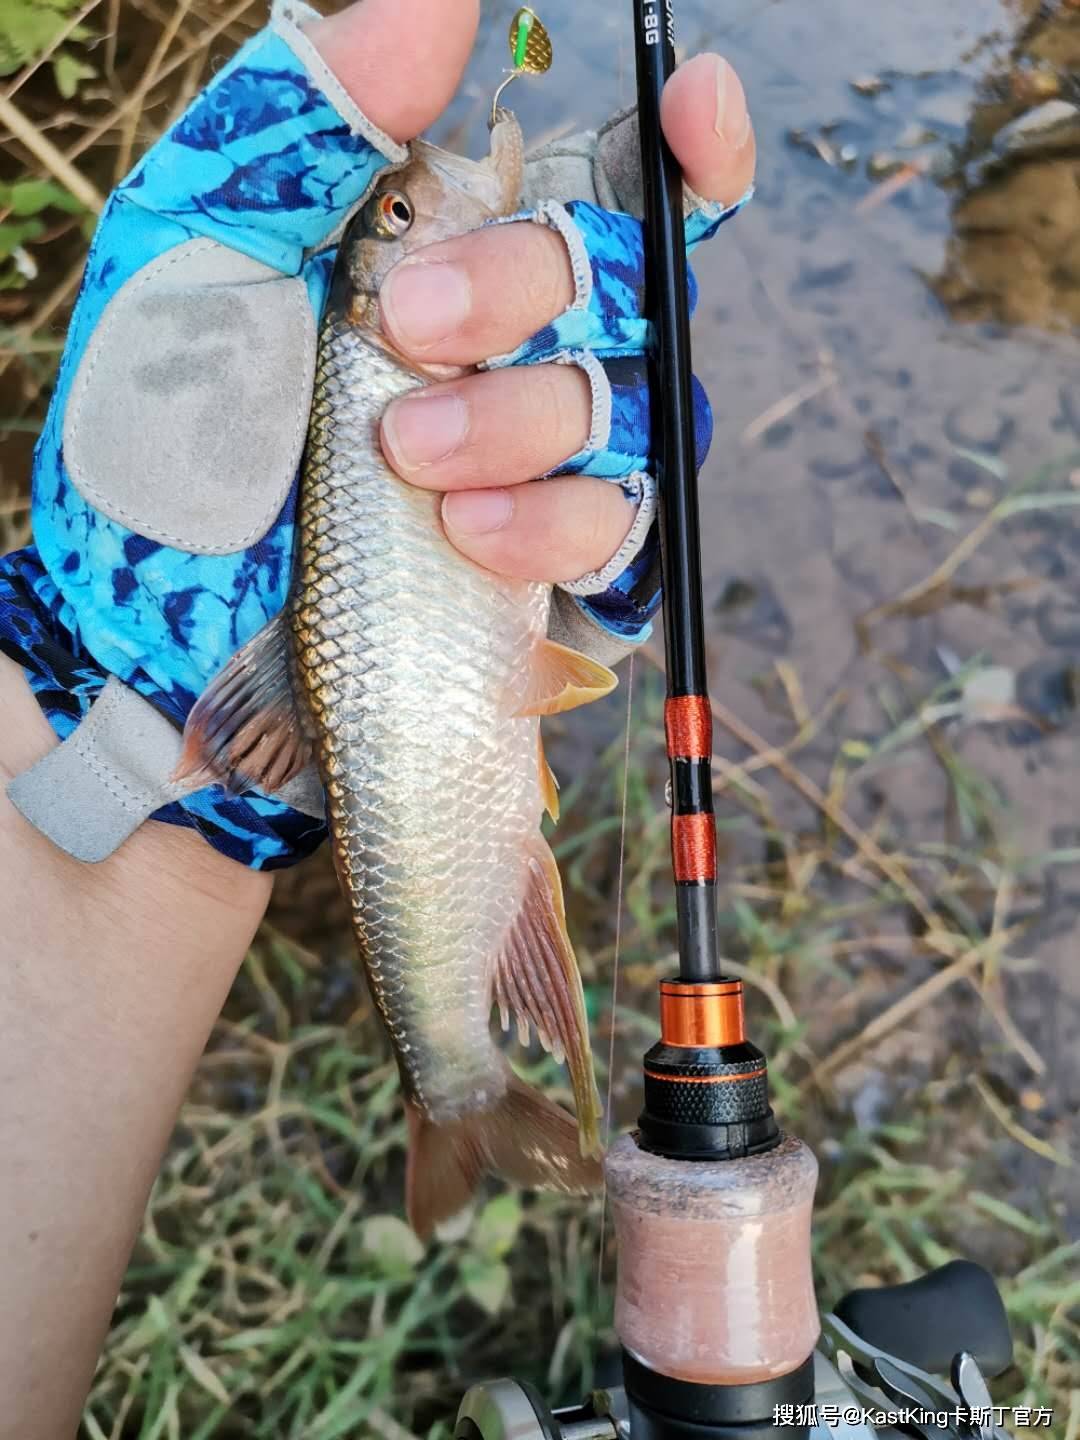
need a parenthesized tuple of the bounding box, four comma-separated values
(291, 312, 548, 1118)
(179, 122, 607, 1234)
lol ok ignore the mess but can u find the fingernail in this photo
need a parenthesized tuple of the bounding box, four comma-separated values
(383, 392, 469, 471)
(443, 488, 513, 536)
(381, 259, 472, 351)
(714, 56, 751, 148)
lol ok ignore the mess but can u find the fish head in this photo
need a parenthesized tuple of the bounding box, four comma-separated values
(342, 112, 525, 313)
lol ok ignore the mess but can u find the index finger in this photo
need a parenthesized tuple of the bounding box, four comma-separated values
(379, 54, 754, 367)
(380, 221, 575, 367)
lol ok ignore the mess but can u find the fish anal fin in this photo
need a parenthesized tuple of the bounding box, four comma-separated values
(173, 612, 311, 794)
(537, 731, 560, 823)
(515, 638, 617, 718)
(405, 1062, 602, 1240)
(492, 836, 602, 1157)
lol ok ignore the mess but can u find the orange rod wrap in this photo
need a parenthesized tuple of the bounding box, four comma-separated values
(644, 1067, 766, 1085)
(671, 812, 716, 883)
(660, 980, 746, 1047)
(664, 695, 712, 759)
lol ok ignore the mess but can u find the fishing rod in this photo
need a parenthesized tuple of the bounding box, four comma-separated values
(454, 5, 1018, 1437)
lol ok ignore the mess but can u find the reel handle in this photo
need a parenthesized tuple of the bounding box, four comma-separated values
(835, 1260, 1013, 1380)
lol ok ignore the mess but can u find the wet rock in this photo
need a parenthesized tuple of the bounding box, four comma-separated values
(1055, 234, 1080, 287)
(945, 231, 1056, 326)
(1054, 283, 1080, 326)
(1029, 22, 1080, 76)
(715, 577, 757, 612)
(787, 123, 869, 170)
(808, 431, 868, 480)
(945, 397, 1016, 453)
(762, 419, 795, 449)
(1059, 383, 1080, 437)
(1024, 542, 1069, 581)
(1009, 64, 1063, 103)
(787, 128, 840, 166)
(1019, 161, 1080, 258)
(954, 161, 1080, 253)
(1036, 594, 1080, 648)
(1015, 657, 1080, 733)
(991, 98, 1080, 156)
(712, 574, 792, 654)
(850, 75, 890, 97)
(796, 257, 856, 291)
(896, 122, 938, 148)
(867, 151, 906, 180)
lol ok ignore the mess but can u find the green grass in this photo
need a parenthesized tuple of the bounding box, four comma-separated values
(80, 663, 1077, 1436)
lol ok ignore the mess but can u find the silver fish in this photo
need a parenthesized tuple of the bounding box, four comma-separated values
(179, 114, 613, 1236)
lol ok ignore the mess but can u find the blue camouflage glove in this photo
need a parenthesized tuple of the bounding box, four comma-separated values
(0, 5, 401, 868)
(0, 4, 747, 871)
(485, 193, 741, 643)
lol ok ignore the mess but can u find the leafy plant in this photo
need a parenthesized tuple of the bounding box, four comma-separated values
(0, 178, 87, 291)
(0, 0, 95, 88)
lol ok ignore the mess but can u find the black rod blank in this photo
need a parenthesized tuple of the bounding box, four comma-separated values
(632, 0, 720, 983)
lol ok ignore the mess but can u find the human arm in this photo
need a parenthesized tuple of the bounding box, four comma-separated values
(0, 653, 272, 1435)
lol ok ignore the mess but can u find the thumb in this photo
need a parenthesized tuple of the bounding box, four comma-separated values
(660, 53, 755, 209)
(307, 0, 480, 145)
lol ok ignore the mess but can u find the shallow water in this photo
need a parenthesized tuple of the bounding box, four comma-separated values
(430, 0, 1080, 1220)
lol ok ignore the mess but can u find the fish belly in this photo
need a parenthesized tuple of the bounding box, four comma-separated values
(291, 317, 550, 1121)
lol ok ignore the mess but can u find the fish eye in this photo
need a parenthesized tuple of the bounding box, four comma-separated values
(370, 189, 414, 239)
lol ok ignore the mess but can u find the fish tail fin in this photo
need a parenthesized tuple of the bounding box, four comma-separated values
(406, 831, 603, 1240)
(405, 1064, 602, 1239)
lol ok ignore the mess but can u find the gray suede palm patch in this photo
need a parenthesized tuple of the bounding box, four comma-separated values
(63, 238, 316, 556)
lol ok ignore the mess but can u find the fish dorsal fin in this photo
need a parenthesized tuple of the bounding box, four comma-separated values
(173, 612, 311, 794)
(537, 731, 559, 822)
(493, 834, 602, 1158)
(516, 638, 617, 717)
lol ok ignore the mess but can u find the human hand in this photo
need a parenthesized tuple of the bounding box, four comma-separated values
(0, 0, 754, 874)
(0, 0, 483, 868)
(376, 49, 755, 590)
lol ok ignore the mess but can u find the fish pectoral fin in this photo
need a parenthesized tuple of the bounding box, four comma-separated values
(172, 612, 311, 794)
(493, 835, 602, 1158)
(515, 638, 617, 718)
(537, 731, 560, 823)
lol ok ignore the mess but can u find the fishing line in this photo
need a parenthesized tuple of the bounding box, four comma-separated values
(595, 650, 634, 1299)
(593, 2, 633, 1309)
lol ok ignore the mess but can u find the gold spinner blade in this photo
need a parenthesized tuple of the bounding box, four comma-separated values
(491, 8, 552, 123)
(510, 7, 552, 73)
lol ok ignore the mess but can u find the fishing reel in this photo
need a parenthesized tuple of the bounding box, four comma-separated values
(454, 1261, 1017, 1440)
